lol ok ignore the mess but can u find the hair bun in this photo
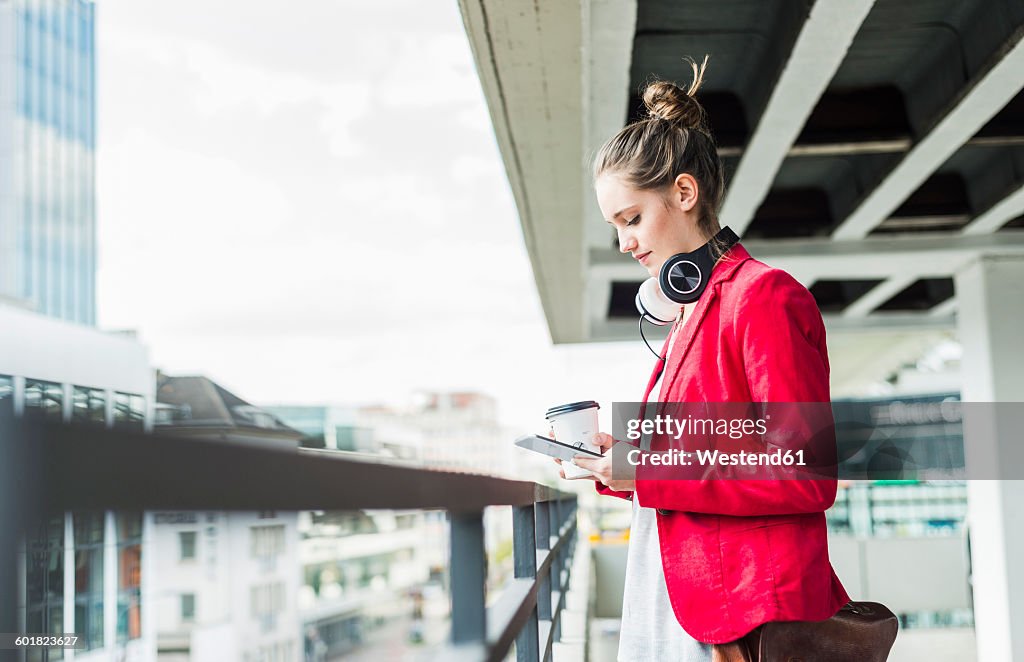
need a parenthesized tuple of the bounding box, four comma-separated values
(642, 55, 709, 130)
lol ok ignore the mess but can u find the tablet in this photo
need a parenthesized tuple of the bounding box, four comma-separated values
(514, 434, 603, 462)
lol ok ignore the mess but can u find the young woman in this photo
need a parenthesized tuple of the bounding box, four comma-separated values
(561, 58, 850, 662)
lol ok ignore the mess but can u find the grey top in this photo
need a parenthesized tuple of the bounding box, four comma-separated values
(618, 309, 712, 662)
(617, 500, 712, 661)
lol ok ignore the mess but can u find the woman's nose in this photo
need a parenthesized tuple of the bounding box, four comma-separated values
(619, 232, 637, 254)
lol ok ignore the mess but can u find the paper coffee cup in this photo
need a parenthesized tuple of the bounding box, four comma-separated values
(546, 401, 601, 479)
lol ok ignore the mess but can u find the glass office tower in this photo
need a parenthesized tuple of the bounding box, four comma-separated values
(0, 0, 96, 325)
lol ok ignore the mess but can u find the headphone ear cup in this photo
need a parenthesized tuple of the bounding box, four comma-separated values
(659, 254, 705, 304)
(635, 277, 677, 325)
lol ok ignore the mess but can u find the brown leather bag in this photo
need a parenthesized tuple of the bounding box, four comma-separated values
(753, 601, 899, 662)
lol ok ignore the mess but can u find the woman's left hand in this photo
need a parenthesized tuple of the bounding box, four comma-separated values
(571, 439, 636, 492)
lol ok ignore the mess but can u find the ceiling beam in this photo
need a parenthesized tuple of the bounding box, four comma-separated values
(719, 138, 910, 159)
(741, 233, 1024, 259)
(590, 312, 955, 343)
(718, 133, 1024, 159)
(749, 234, 1024, 279)
(832, 30, 1024, 240)
(825, 313, 955, 334)
(841, 275, 918, 318)
(961, 182, 1024, 235)
(589, 231, 1024, 282)
(458, 0, 587, 343)
(582, 0, 637, 252)
(720, 0, 876, 235)
(929, 298, 958, 318)
(582, 0, 638, 337)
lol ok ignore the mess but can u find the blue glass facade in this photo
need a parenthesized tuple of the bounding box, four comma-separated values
(1, 0, 96, 325)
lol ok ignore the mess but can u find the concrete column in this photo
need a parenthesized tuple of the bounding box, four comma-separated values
(955, 254, 1024, 661)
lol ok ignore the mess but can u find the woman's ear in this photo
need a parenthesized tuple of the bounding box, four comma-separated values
(672, 173, 700, 213)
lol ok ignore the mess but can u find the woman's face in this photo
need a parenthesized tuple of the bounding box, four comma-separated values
(595, 172, 704, 279)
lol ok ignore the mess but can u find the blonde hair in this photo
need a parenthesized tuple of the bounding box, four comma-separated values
(594, 56, 726, 250)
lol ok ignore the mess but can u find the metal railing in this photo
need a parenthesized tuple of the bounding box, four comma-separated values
(0, 418, 578, 662)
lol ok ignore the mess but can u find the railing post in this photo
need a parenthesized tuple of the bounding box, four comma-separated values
(548, 500, 562, 642)
(570, 496, 578, 554)
(562, 497, 573, 568)
(513, 504, 540, 662)
(535, 498, 551, 624)
(554, 498, 563, 583)
(559, 497, 570, 582)
(449, 510, 486, 645)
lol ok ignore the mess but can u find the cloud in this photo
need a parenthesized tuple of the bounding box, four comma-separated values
(96, 0, 649, 430)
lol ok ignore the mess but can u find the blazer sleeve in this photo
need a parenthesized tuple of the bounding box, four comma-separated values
(633, 269, 838, 516)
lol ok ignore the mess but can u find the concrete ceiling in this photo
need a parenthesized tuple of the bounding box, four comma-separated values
(458, 0, 1024, 393)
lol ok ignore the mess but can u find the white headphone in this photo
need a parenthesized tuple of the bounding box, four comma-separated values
(635, 277, 682, 327)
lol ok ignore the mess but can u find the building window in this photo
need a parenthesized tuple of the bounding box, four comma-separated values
(395, 514, 418, 530)
(24, 379, 63, 421)
(180, 594, 196, 623)
(26, 516, 65, 662)
(252, 640, 293, 662)
(250, 582, 285, 632)
(179, 531, 197, 561)
(73, 512, 104, 651)
(116, 512, 142, 643)
(0, 375, 13, 418)
(311, 511, 377, 536)
(251, 525, 285, 559)
(232, 405, 278, 429)
(113, 392, 145, 429)
(71, 386, 105, 426)
(154, 403, 190, 425)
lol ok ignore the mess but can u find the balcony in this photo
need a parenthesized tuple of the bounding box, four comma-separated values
(0, 416, 982, 661)
(0, 417, 581, 661)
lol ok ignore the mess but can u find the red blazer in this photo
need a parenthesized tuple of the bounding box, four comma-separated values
(597, 243, 850, 643)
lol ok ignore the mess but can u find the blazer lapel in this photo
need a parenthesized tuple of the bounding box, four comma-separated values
(658, 244, 752, 400)
(659, 286, 718, 400)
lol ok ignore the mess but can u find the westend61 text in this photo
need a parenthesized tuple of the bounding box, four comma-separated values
(625, 413, 769, 441)
(626, 448, 807, 467)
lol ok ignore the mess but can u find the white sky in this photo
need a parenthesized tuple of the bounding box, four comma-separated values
(95, 0, 655, 430)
